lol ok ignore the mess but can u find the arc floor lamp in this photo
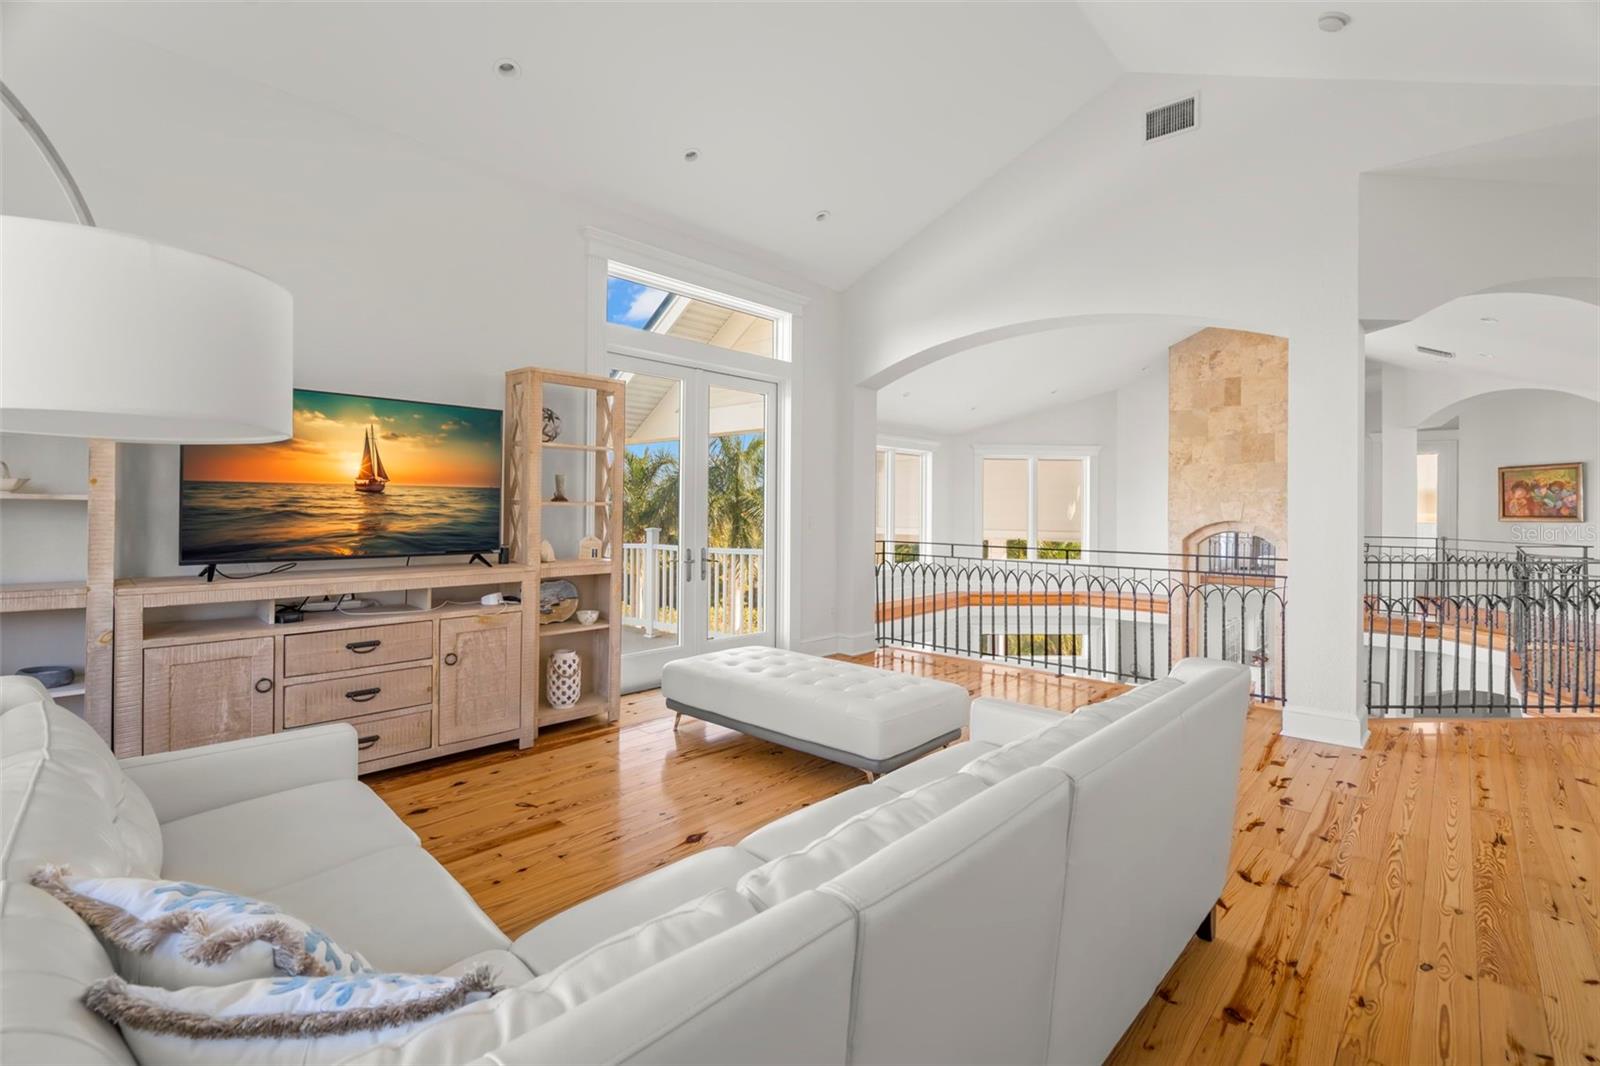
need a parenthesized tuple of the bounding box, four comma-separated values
(1, 80, 293, 444)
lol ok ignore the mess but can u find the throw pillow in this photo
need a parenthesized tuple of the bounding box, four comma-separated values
(31, 866, 370, 989)
(84, 965, 499, 1066)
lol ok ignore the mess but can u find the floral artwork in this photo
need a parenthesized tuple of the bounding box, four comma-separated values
(1498, 463, 1584, 521)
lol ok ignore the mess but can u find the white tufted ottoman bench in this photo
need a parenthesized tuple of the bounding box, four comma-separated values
(660, 646, 970, 778)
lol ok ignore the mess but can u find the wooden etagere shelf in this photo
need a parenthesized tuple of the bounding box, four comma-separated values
(504, 367, 625, 729)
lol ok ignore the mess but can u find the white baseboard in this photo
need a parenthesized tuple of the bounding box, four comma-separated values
(1281, 702, 1370, 748)
(794, 632, 878, 657)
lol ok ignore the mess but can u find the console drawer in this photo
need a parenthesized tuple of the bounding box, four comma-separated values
(283, 620, 433, 677)
(350, 707, 432, 765)
(283, 664, 434, 728)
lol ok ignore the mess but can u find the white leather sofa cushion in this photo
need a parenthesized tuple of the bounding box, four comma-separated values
(820, 766, 1075, 1066)
(738, 774, 986, 910)
(960, 713, 1107, 785)
(158, 779, 419, 896)
(738, 783, 899, 861)
(1069, 676, 1184, 728)
(0, 881, 137, 1066)
(342, 889, 755, 1065)
(479, 891, 857, 1066)
(1, 690, 162, 881)
(437, 950, 535, 985)
(263, 845, 510, 975)
(875, 739, 997, 792)
(511, 845, 762, 975)
(662, 646, 968, 761)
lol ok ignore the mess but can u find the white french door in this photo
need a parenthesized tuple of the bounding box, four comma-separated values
(611, 353, 778, 691)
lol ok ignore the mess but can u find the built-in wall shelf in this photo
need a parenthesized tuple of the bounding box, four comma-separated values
(0, 582, 89, 613)
(46, 674, 86, 699)
(541, 558, 614, 578)
(539, 618, 609, 637)
(140, 600, 524, 648)
(543, 442, 611, 454)
(505, 366, 624, 730)
(0, 492, 90, 502)
(538, 692, 609, 726)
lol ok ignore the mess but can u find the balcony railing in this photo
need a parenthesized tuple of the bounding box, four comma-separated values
(1363, 536, 1598, 716)
(621, 528, 764, 638)
(875, 541, 1287, 703)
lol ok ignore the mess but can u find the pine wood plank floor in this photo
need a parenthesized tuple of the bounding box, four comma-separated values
(368, 649, 1600, 1065)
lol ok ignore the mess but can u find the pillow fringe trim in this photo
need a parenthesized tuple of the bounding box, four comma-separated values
(29, 866, 328, 976)
(82, 966, 500, 1040)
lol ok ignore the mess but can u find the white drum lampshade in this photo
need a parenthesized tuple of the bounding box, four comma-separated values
(1, 215, 293, 443)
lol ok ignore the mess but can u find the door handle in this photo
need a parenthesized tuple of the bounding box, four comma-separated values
(443, 652, 459, 666)
(346, 639, 381, 654)
(345, 687, 381, 703)
(682, 548, 695, 582)
(357, 735, 380, 750)
(701, 549, 708, 582)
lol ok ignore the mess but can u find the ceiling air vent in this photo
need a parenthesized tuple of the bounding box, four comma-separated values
(1145, 96, 1198, 142)
(1416, 345, 1456, 360)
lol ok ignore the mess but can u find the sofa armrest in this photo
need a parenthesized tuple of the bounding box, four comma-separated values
(969, 698, 1060, 746)
(120, 724, 357, 824)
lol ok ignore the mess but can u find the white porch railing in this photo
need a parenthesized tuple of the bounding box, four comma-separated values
(621, 528, 764, 638)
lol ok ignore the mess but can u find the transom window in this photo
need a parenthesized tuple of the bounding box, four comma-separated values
(606, 266, 782, 359)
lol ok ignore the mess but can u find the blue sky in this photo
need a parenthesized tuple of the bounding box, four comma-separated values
(607, 277, 670, 329)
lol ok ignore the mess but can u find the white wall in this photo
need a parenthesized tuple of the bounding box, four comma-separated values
(1426, 389, 1598, 549)
(1, 12, 852, 652)
(843, 71, 1596, 743)
(1359, 171, 1600, 324)
(1113, 364, 1169, 554)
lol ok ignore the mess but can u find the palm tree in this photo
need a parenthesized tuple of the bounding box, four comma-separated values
(707, 433, 764, 548)
(624, 446, 679, 542)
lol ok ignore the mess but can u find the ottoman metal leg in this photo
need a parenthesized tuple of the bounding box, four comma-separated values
(673, 712, 682, 731)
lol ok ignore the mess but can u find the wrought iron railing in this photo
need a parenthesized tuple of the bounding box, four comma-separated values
(874, 541, 1287, 703)
(1363, 536, 1598, 715)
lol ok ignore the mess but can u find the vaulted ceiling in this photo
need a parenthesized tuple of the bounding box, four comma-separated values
(9, 2, 1596, 292)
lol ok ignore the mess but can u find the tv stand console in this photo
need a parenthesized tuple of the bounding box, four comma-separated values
(111, 562, 539, 768)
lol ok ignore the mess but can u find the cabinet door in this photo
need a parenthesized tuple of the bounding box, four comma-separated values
(438, 614, 522, 745)
(143, 637, 275, 753)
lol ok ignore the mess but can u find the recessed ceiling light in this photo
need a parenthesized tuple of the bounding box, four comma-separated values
(683, 149, 700, 163)
(1478, 352, 1495, 359)
(1318, 11, 1351, 32)
(1479, 316, 1499, 324)
(1049, 388, 1059, 395)
(968, 405, 977, 412)
(814, 210, 831, 223)
(494, 58, 520, 77)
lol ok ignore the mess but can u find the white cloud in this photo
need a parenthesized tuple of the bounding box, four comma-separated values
(626, 286, 667, 325)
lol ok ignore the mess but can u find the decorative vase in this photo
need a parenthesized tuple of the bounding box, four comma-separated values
(551, 474, 569, 502)
(542, 407, 561, 442)
(547, 649, 581, 709)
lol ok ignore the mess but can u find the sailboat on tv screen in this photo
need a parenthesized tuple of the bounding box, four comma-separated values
(354, 424, 389, 494)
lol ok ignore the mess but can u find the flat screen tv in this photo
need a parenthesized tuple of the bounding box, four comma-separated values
(181, 388, 503, 564)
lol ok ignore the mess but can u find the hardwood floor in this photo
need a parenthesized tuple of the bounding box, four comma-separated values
(368, 649, 1600, 1065)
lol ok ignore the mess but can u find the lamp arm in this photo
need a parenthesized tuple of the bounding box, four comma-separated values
(1, 79, 95, 227)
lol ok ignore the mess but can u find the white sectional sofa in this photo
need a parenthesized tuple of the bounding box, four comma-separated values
(0, 658, 1250, 1066)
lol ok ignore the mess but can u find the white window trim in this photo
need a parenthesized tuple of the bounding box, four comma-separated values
(972, 444, 1100, 557)
(876, 441, 934, 554)
(583, 229, 803, 653)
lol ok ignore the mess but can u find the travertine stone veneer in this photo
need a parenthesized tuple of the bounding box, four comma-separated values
(1168, 327, 1288, 555)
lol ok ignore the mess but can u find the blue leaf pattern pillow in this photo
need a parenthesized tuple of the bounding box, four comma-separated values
(31, 866, 371, 988)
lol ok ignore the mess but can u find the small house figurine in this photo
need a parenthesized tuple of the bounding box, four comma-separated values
(578, 535, 603, 560)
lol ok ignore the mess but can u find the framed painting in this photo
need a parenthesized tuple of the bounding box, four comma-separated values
(1498, 462, 1585, 522)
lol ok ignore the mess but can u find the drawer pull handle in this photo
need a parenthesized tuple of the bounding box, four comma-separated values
(346, 639, 382, 654)
(443, 652, 459, 666)
(357, 735, 380, 750)
(345, 687, 381, 703)
(254, 678, 274, 694)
